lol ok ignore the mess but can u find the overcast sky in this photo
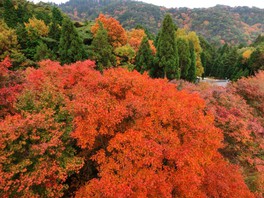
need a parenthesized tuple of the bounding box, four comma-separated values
(32, 0, 264, 8)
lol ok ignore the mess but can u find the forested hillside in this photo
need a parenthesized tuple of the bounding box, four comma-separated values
(1, 0, 263, 80)
(59, 0, 264, 45)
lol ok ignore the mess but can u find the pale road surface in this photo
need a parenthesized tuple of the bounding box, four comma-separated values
(199, 78, 230, 87)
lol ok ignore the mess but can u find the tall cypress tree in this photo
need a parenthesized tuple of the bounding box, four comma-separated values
(52, 7, 63, 26)
(224, 47, 239, 79)
(59, 17, 87, 65)
(16, 4, 31, 24)
(48, 7, 63, 55)
(187, 42, 197, 83)
(199, 36, 216, 77)
(90, 22, 116, 71)
(177, 37, 190, 79)
(135, 36, 153, 74)
(49, 7, 63, 40)
(153, 14, 180, 80)
(3, 0, 17, 28)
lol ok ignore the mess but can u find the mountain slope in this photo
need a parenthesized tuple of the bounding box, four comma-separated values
(59, 0, 264, 45)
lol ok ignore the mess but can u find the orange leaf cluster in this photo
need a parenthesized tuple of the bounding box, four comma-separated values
(91, 14, 127, 48)
(127, 29, 146, 52)
(127, 29, 156, 54)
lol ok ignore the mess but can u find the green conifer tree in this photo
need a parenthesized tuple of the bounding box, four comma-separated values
(135, 36, 153, 74)
(177, 37, 191, 79)
(59, 17, 87, 65)
(199, 36, 216, 77)
(154, 14, 180, 80)
(52, 7, 63, 26)
(90, 22, 116, 71)
(3, 0, 17, 28)
(48, 22, 61, 53)
(249, 46, 264, 74)
(16, 4, 31, 24)
(224, 47, 239, 79)
(16, 25, 39, 60)
(34, 42, 55, 61)
(187, 42, 197, 83)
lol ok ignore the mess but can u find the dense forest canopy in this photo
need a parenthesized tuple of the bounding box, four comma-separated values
(1, 0, 263, 80)
(0, 0, 264, 197)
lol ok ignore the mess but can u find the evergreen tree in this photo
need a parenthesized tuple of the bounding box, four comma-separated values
(248, 46, 264, 74)
(200, 52, 206, 79)
(135, 36, 153, 74)
(211, 45, 228, 78)
(90, 22, 116, 71)
(199, 36, 216, 77)
(177, 37, 190, 79)
(35, 11, 51, 25)
(211, 45, 239, 79)
(252, 34, 264, 47)
(52, 7, 63, 26)
(34, 42, 54, 61)
(16, 3, 31, 24)
(59, 17, 87, 65)
(187, 42, 197, 82)
(153, 14, 180, 80)
(48, 22, 61, 55)
(49, 7, 63, 40)
(3, 0, 17, 28)
(154, 30, 161, 47)
(48, 7, 63, 54)
(16, 25, 39, 60)
(224, 47, 239, 79)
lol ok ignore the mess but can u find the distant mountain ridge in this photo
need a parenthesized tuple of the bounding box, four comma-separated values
(58, 0, 264, 45)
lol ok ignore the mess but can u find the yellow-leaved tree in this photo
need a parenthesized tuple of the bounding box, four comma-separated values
(0, 20, 25, 65)
(24, 17, 49, 37)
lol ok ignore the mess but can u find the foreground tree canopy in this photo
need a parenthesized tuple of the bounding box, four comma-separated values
(0, 58, 254, 197)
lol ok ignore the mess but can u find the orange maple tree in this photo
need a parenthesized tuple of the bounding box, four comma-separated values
(127, 29, 146, 52)
(66, 66, 253, 197)
(91, 14, 127, 48)
(127, 29, 156, 54)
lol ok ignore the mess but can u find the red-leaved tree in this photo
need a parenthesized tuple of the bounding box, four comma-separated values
(172, 80, 264, 196)
(0, 56, 23, 118)
(65, 67, 253, 197)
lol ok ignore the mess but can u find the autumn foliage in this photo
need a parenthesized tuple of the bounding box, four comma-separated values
(72, 67, 252, 197)
(0, 59, 256, 197)
(91, 14, 127, 48)
(233, 71, 264, 120)
(0, 56, 23, 118)
(127, 29, 146, 52)
(127, 29, 156, 54)
(24, 17, 49, 37)
(172, 79, 264, 196)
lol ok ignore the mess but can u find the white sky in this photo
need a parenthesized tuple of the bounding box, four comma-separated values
(32, 0, 264, 8)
